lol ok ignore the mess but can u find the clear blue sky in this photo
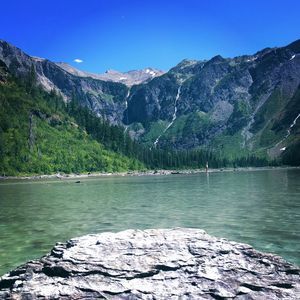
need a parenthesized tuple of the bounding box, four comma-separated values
(1, 0, 299, 73)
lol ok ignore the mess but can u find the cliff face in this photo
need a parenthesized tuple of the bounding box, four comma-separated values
(0, 228, 299, 299)
(124, 40, 300, 157)
(1, 39, 300, 159)
(0, 40, 129, 124)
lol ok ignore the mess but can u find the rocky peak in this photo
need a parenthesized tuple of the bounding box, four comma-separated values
(286, 38, 300, 53)
(169, 59, 203, 75)
(104, 69, 119, 74)
(209, 54, 226, 63)
(56, 63, 165, 86)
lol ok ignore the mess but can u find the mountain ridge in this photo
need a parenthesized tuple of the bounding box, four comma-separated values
(55, 62, 165, 86)
(1, 38, 300, 164)
(123, 39, 300, 162)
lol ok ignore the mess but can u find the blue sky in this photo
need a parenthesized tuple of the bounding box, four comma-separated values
(1, 0, 300, 73)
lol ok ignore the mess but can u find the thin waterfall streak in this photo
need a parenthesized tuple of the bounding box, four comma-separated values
(124, 88, 131, 132)
(153, 85, 182, 147)
(275, 113, 300, 147)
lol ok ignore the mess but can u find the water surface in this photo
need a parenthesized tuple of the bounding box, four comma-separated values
(0, 168, 299, 275)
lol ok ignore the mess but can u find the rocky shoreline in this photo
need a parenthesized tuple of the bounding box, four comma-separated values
(0, 228, 299, 299)
(1, 166, 299, 181)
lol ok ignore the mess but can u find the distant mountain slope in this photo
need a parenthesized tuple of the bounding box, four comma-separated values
(0, 40, 129, 125)
(56, 62, 165, 86)
(2, 57, 248, 176)
(0, 40, 164, 125)
(1, 39, 299, 164)
(123, 40, 300, 161)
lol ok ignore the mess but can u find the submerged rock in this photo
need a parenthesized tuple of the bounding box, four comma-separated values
(0, 228, 299, 299)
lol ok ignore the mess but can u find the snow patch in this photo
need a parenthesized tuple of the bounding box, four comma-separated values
(31, 56, 45, 62)
(119, 77, 127, 80)
(290, 54, 296, 61)
(246, 56, 258, 62)
(280, 147, 286, 151)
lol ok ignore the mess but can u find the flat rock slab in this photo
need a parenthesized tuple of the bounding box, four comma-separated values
(0, 228, 299, 299)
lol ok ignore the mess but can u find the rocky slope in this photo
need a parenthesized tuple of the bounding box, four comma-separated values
(1, 39, 300, 161)
(56, 62, 165, 86)
(124, 40, 300, 159)
(0, 228, 299, 299)
(0, 40, 129, 124)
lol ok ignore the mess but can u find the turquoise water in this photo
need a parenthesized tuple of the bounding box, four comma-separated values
(0, 168, 299, 275)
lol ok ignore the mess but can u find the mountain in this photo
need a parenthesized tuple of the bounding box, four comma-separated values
(123, 40, 300, 163)
(0, 60, 145, 175)
(0, 40, 130, 125)
(1, 39, 300, 165)
(0, 57, 242, 176)
(56, 62, 165, 86)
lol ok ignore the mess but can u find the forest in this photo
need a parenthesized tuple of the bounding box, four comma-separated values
(0, 67, 278, 176)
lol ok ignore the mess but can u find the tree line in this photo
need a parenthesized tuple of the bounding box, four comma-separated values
(65, 96, 272, 169)
(0, 64, 280, 176)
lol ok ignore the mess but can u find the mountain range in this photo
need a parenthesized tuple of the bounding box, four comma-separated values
(0, 39, 300, 167)
(55, 62, 165, 86)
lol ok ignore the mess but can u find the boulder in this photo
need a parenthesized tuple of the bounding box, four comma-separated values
(0, 228, 299, 299)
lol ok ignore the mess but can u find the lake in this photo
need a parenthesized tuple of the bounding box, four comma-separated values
(0, 168, 299, 275)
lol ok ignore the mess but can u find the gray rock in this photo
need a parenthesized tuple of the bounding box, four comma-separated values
(55, 63, 165, 87)
(2, 38, 300, 153)
(0, 228, 299, 299)
(0, 40, 129, 125)
(125, 40, 300, 151)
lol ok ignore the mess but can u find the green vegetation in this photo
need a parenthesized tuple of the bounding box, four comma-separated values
(245, 88, 300, 166)
(67, 97, 221, 169)
(140, 120, 169, 145)
(282, 140, 300, 166)
(210, 131, 249, 160)
(252, 90, 286, 136)
(227, 100, 251, 135)
(0, 72, 143, 176)
(67, 99, 272, 169)
(0, 64, 278, 177)
(166, 114, 189, 136)
(184, 112, 211, 134)
(157, 112, 213, 146)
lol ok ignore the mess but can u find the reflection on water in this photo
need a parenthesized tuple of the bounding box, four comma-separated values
(0, 168, 300, 275)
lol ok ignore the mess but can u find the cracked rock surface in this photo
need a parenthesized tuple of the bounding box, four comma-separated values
(0, 228, 299, 299)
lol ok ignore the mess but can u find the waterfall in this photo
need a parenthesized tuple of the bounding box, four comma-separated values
(276, 113, 300, 149)
(125, 89, 130, 109)
(124, 88, 131, 132)
(154, 85, 182, 148)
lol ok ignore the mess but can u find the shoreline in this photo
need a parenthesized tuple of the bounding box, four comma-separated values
(0, 166, 299, 181)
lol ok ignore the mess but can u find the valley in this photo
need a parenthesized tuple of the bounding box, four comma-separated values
(0, 39, 300, 176)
